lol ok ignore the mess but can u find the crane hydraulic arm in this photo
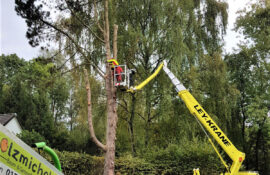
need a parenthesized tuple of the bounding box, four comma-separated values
(127, 61, 258, 175)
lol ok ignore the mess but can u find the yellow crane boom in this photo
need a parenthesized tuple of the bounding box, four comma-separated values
(127, 61, 259, 175)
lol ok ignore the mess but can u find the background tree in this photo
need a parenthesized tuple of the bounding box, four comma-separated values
(225, 1, 270, 173)
(114, 0, 229, 155)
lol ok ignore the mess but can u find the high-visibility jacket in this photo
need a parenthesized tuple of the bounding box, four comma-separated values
(115, 66, 123, 81)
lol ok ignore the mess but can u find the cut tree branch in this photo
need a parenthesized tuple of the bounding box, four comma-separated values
(84, 69, 107, 151)
(94, 0, 105, 33)
(113, 25, 118, 59)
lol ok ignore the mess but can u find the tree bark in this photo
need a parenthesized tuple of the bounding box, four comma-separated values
(84, 69, 107, 151)
(103, 0, 118, 174)
(255, 118, 266, 171)
(255, 127, 262, 171)
(129, 93, 136, 156)
(113, 25, 118, 59)
(145, 87, 151, 147)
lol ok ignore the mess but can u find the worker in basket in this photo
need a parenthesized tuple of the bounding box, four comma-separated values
(107, 58, 123, 83)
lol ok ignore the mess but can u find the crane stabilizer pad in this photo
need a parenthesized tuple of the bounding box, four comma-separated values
(0, 124, 63, 175)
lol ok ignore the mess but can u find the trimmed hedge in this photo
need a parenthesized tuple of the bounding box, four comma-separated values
(58, 151, 104, 175)
(115, 154, 156, 174)
(40, 148, 223, 175)
(145, 144, 224, 175)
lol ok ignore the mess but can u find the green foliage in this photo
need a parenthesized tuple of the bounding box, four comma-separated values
(58, 152, 104, 175)
(144, 140, 223, 175)
(235, 2, 270, 57)
(197, 53, 239, 135)
(0, 54, 70, 151)
(245, 96, 270, 173)
(225, 1, 270, 173)
(39, 149, 104, 175)
(114, 0, 230, 155)
(18, 130, 47, 146)
(116, 154, 156, 175)
(38, 148, 222, 175)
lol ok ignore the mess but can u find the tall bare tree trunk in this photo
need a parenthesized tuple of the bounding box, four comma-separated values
(103, 0, 118, 174)
(86, 0, 118, 174)
(129, 93, 136, 156)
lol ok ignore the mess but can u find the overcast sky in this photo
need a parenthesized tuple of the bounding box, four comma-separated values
(1, 0, 40, 61)
(0, 0, 248, 61)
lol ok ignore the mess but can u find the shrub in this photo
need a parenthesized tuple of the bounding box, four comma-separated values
(17, 129, 47, 146)
(115, 154, 156, 175)
(39, 149, 104, 175)
(143, 141, 224, 175)
(37, 141, 224, 175)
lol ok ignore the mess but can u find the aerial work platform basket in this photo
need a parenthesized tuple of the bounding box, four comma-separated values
(113, 65, 135, 89)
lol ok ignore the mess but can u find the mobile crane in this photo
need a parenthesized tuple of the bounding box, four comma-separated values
(113, 61, 259, 175)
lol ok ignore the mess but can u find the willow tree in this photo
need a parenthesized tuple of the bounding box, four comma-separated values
(113, 0, 228, 151)
(225, 1, 270, 173)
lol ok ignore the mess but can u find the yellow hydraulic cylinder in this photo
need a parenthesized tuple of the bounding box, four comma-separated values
(127, 62, 164, 93)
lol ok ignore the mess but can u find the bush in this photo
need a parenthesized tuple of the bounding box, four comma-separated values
(143, 141, 224, 175)
(38, 149, 104, 175)
(37, 141, 224, 175)
(115, 154, 156, 175)
(18, 129, 47, 146)
(59, 151, 104, 175)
